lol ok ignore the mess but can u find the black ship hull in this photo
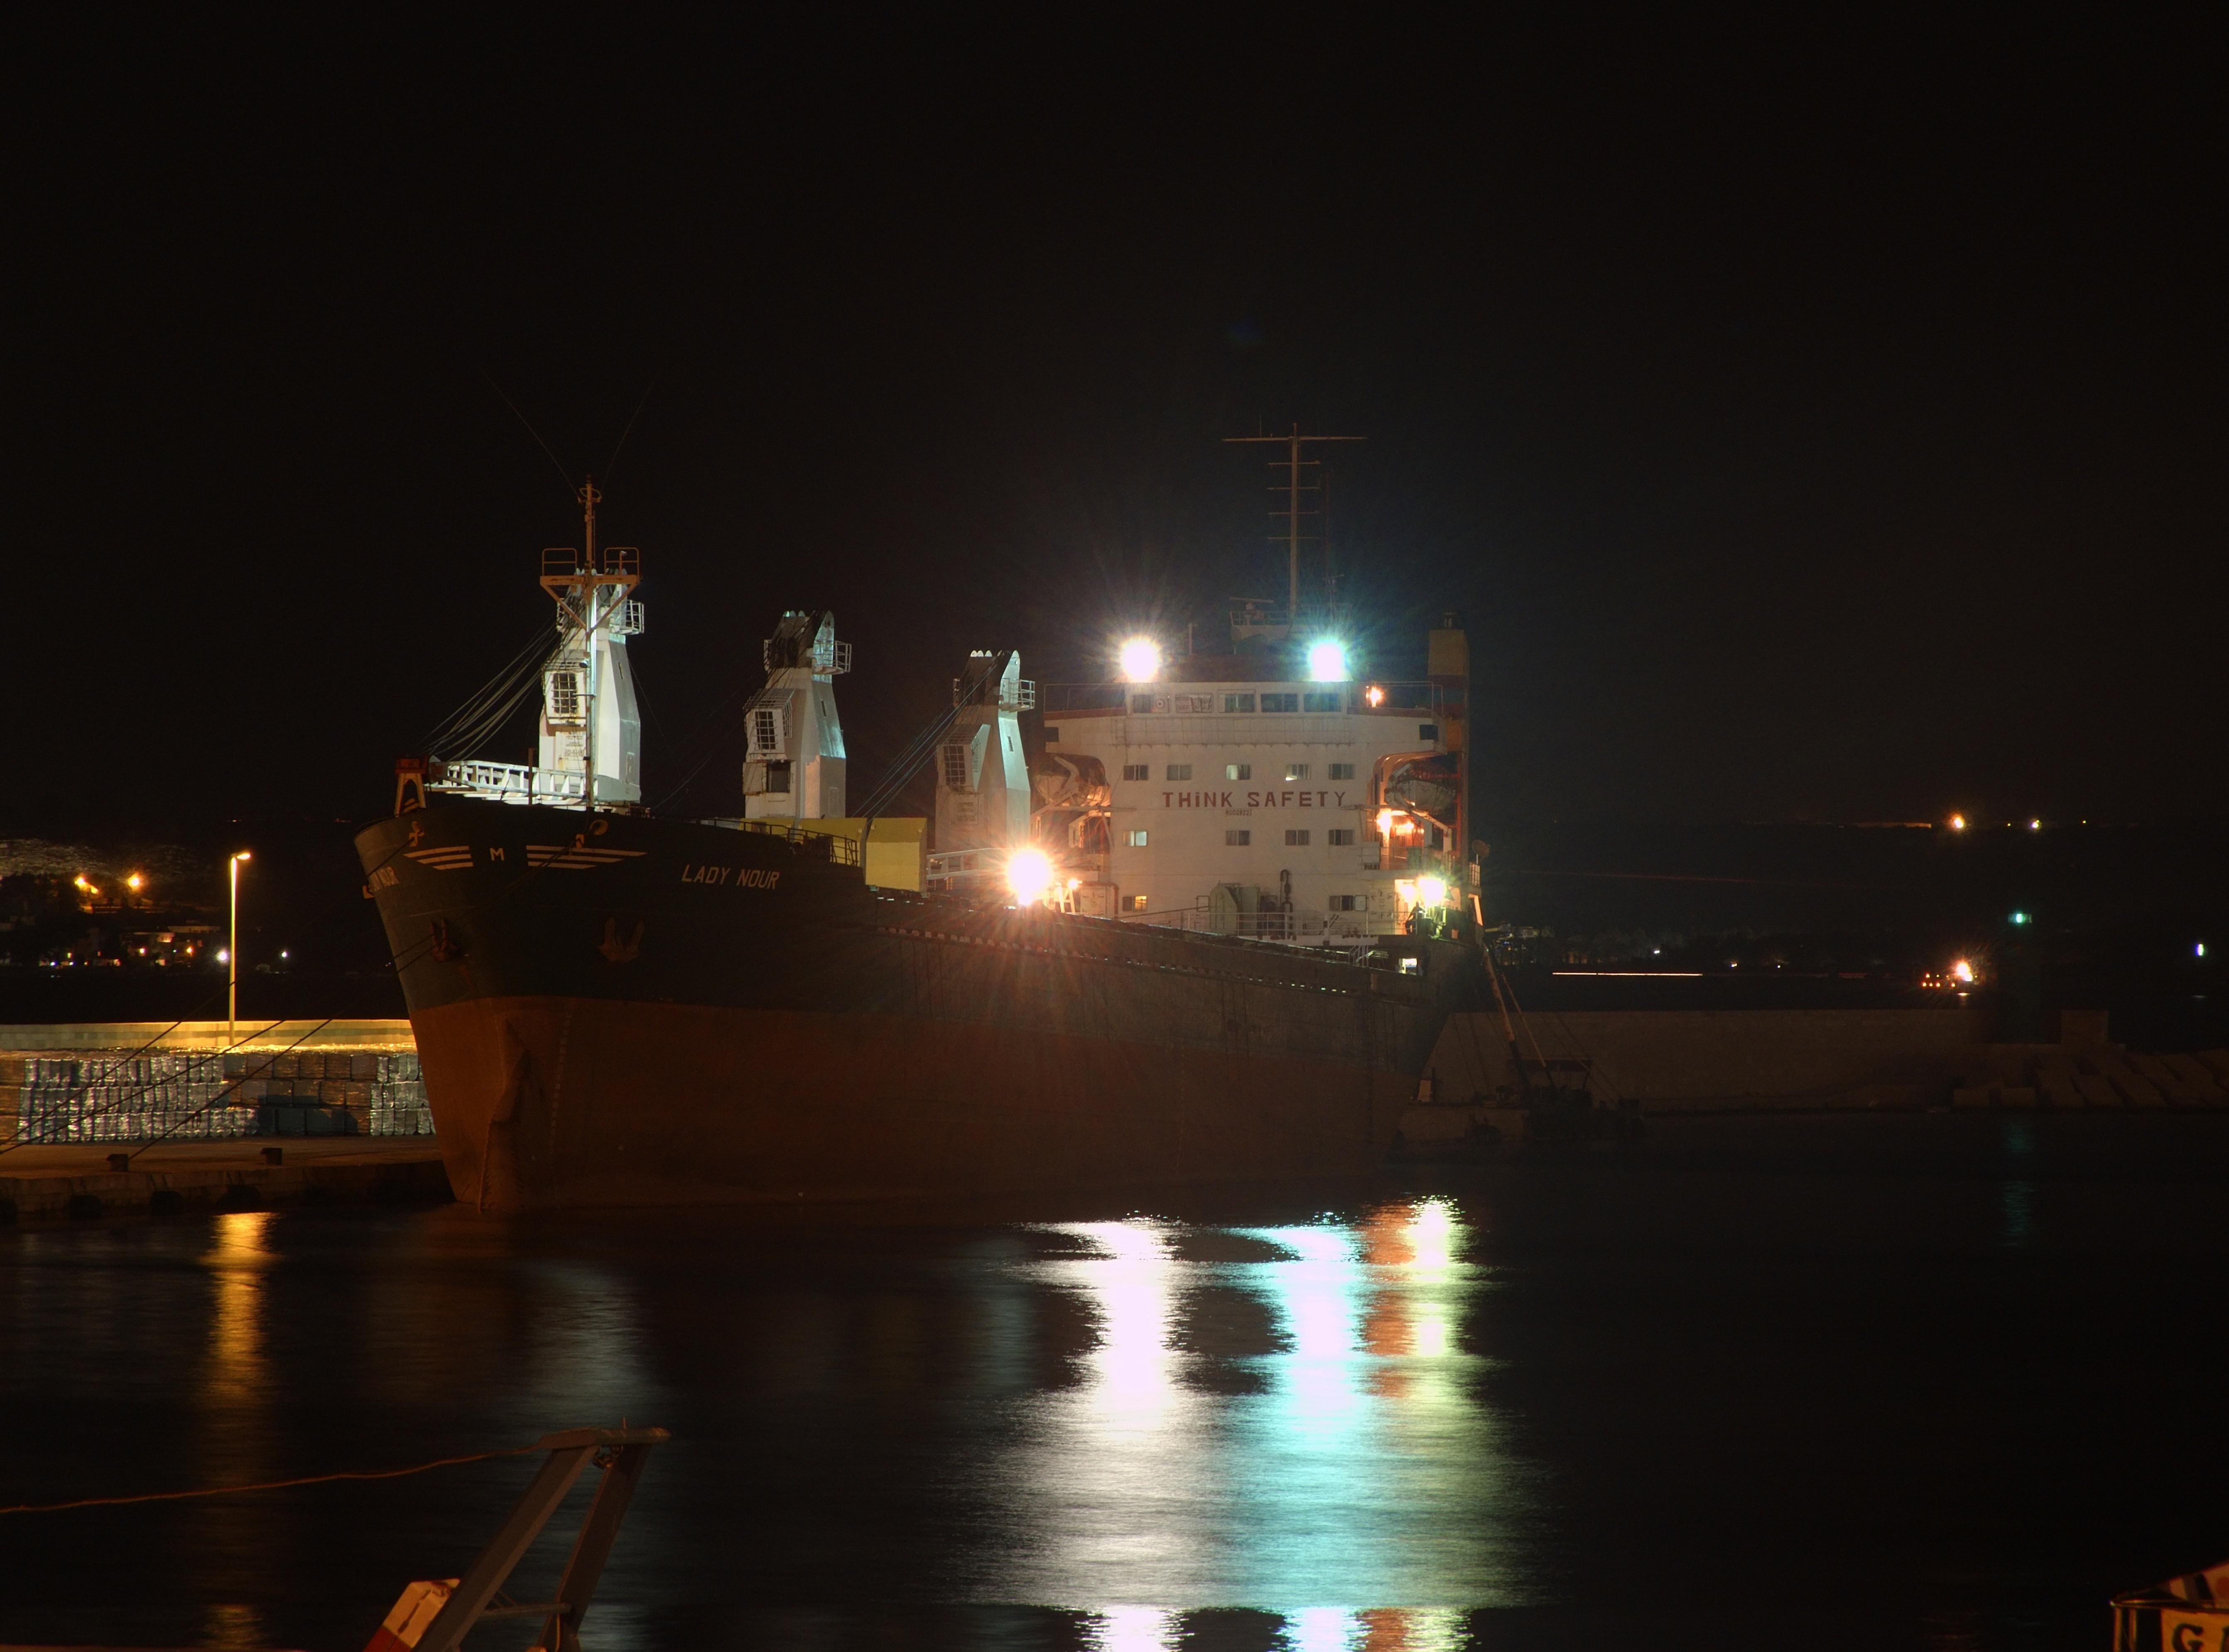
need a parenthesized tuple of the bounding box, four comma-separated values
(356, 799, 1483, 1211)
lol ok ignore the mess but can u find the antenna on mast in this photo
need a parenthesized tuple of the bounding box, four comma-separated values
(1224, 425, 1366, 620)
(580, 475, 601, 564)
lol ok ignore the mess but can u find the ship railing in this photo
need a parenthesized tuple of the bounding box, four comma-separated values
(539, 546, 640, 582)
(1133, 904, 1392, 945)
(428, 760, 588, 806)
(732, 819, 861, 866)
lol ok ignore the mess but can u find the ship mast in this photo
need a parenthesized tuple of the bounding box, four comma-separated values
(1224, 425, 1366, 621)
(579, 477, 601, 808)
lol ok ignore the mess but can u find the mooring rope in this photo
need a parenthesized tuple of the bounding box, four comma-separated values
(0, 1442, 545, 1517)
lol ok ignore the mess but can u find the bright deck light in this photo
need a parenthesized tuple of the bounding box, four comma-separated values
(1306, 640, 1349, 681)
(1006, 848, 1054, 905)
(1416, 875, 1448, 907)
(125, 873, 144, 891)
(1118, 637, 1161, 682)
(1949, 814, 1967, 831)
(1951, 958, 1974, 983)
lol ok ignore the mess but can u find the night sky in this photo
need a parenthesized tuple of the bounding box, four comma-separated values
(12, 15, 2223, 835)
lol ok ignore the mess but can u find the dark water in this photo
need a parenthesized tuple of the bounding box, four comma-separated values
(5, 1115, 2226, 1651)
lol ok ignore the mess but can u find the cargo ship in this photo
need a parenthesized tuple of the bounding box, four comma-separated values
(358, 465, 1487, 1211)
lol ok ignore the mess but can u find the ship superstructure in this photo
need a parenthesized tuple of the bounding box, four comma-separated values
(1037, 608, 1471, 944)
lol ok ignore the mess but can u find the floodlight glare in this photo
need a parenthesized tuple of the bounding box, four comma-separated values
(1416, 875, 1448, 907)
(1306, 640, 1349, 682)
(1005, 848, 1054, 905)
(1118, 637, 1161, 682)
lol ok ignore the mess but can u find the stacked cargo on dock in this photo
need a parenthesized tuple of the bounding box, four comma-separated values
(0, 1047, 431, 1144)
(1, 1051, 259, 1144)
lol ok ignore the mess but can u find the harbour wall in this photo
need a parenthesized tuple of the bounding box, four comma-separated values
(0, 1020, 427, 1145)
(1420, 1007, 2229, 1112)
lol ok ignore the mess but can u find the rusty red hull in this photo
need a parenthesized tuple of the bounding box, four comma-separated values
(358, 800, 1481, 1212)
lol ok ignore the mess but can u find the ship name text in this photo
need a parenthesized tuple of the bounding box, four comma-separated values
(679, 863, 782, 889)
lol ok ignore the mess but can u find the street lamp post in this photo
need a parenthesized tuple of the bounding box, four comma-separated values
(228, 851, 252, 1042)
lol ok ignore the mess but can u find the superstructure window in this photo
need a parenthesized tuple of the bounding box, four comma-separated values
(1302, 691, 1341, 713)
(1328, 894, 1360, 911)
(1166, 764, 1191, 781)
(766, 760, 792, 794)
(751, 705, 780, 754)
(1260, 693, 1298, 713)
(940, 743, 971, 790)
(1328, 762, 1355, 780)
(1285, 763, 1310, 781)
(1124, 829, 1149, 848)
(1327, 828, 1356, 846)
(1044, 726, 1060, 744)
(1284, 829, 1310, 846)
(1225, 829, 1251, 846)
(1419, 723, 1439, 741)
(1130, 694, 1155, 713)
(1122, 764, 1150, 782)
(1225, 762, 1250, 780)
(1125, 894, 1148, 912)
(546, 669, 583, 721)
(1223, 693, 1255, 713)
(1174, 694, 1213, 713)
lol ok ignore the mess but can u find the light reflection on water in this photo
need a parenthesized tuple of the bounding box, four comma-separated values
(1000, 1196, 1524, 1640)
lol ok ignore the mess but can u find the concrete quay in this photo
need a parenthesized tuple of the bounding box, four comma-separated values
(1406, 1007, 2229, 1146)
(0, 1135, 450, 1224)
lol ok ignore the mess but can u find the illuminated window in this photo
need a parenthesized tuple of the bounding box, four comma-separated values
(1260, 693, 1298, 713)
(1328, 894, 1359, 911)
(1285, 762, 1310, 781)
(1124, 829, 1149, 848)
(1125, 894, 1148, 912)
(1284, 829, 1310, 846)
(1225, 762, 1250, 780)
(1302, 691, 1341, 712)
(1225, 829, 1251, 846)
(1121, 764, 1149, 781)
(1166, 764, 1191, 781)
(1327, 828, 1356, 846)
(1223, 693, 1255, 713)
(1328, 762, 1354, 780)
(546, 669, 582, 720)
